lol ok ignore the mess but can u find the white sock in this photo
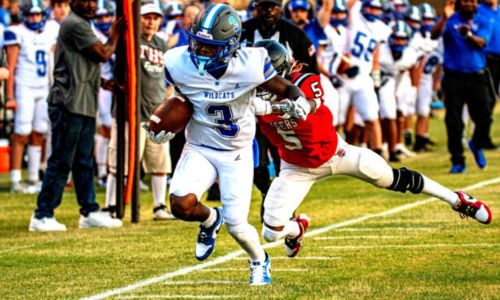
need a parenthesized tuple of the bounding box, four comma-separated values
(284, 220, 301, 239)
(105, 174, 117, 207)
(228, 224, 266, 262)
(422, 175, 459, 207)
(27, 145, 42, 182)
(11, 169, 21, 183)
(151, 175, 167, 207)
(95, 135, 109, 178)
(202, 208, 216, 227)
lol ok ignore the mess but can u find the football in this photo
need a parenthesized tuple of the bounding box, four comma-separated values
(147, 95, 193, 134)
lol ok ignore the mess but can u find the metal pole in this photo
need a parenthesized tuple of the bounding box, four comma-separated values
(131, 0, 141, 223)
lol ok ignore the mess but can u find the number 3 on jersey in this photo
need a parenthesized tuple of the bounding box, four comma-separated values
(206, 104, 239, 138)
(35, 50, 47, 77)
(351, 32, 377, 62)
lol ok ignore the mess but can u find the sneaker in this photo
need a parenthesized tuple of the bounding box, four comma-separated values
(97, 176, 107, 187)
(450, 163, 467, 174)
(79, 211, 122, 228)
(29, 214, 67, 232)
(139, 180, 150, 192)
(284, 214, 310, 258)
(395, 144, 416, 158)
(195, 207, 223, 261)
(153, 205, 176, 220)
(249, 252, 271, 286)
(101, 206, 116, 218)
(27, 181, 42, 194)
(468, 140, 487, 169)
(453, 191, 492, 224)
(11, 182, 37, 194)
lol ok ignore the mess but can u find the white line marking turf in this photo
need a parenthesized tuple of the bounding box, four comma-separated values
(233, 256, 341, 260)
(314, 235, 404, 240)
(82, 176, 500, 300)
(199, 268, 308, 272)
(117, 295, 239, 299)
(164, 280, 245, 285)
(334, 227, 434, 231)
(321, 243, 500, 250)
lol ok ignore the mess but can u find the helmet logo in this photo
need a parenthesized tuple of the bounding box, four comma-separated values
(228, 16, 239, 33)
(197, 31, 213, 39)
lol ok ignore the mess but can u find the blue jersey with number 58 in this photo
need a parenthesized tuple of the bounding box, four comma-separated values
(4, 20, 59, 88)
(165, 46, 277, 150)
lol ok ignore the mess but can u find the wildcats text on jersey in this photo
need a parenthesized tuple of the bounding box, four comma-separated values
(203, 91, 235, 100)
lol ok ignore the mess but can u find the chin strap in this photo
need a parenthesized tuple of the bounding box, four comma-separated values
(197, 60, 208, 76)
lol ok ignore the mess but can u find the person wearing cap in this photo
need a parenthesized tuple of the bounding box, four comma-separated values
(105, 3, 175, 221)
(477, 0, 500, 149)
(29, 0, 126, 231)
(286, 0, 331, 51)
(241, 0, 318, 74)
(431, 0, 493, 173)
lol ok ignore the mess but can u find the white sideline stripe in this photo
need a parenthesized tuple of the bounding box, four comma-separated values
(314, 235, 403, 240)
(81, 176, 500, 300)
(233, 256, 341, 260)
(117, 295, 239, 299)
(334, 227, 434, 231)
(321, 243, 500, 250)
(199, 268, 308, 272)
(164, 280, 245, 285)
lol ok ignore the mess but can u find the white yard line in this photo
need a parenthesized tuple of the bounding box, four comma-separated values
(117, 295, 239, 299)
(321, 243, 500, 250)
(314, 235, 404, 240)
(82, 176, 500, 300)
(163, 280, 245, 285)
(233, 256, 341, 260)
(199, 268, 308, 272)
(333, 227, 434, 231)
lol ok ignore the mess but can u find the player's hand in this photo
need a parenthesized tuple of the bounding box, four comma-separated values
(443, 0, 455, 19)
(5, 98, 16, 110)
(457, 24, 470, 36)
(345, 66, 360, 78)
(289, 96, 311, 120)
(141, 122, 175, 144)
(111, 16, 127, 35)
(330, 75, 343, 88)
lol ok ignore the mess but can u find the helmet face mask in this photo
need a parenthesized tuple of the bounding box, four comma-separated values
(361, 0, 383, 22)
(189, 4, 242, 76)
(94, 0, 116, 33)
(419, 3, 436, 33)
(389, 20, 411, 57)
(330, 0, 348, 27)
(21, 0, 49, 31)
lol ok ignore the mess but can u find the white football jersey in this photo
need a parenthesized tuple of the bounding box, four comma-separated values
(165, 46, 276, 150)
(93, 27, 114, 80)
(379, 43, 419, 76)
(4, 21, 59, 88)
(319, 24, 348, 76)
(345, 7, 391, 75)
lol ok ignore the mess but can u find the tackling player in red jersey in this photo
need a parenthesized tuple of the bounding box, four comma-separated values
(254, 40, 492, 258)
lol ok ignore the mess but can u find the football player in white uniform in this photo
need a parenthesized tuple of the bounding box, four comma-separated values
(337, 0, 391, 153)
(93, 0, 116, 186)
(378, 20, 420, 162)
(414, 3, 442, 152)
(143, 4, 316, 286)
(5, 0, 59, 193)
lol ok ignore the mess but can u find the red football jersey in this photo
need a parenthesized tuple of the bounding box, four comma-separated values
(257, 73, 338, 168)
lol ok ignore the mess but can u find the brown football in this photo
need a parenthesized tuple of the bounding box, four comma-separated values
(148, 96, 193, 134)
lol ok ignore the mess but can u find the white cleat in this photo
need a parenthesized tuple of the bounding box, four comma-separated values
(11, 182, 38, 194)
(79, 212, 122, 229)
(395, 144, 416, 158)
(29, 214, 67, 232)
(153, 206, 176, 220)
(453, 191, 492, 225)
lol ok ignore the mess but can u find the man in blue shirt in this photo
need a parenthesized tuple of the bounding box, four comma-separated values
(477, 0, 500, 149)
(431, 0, 493, 173)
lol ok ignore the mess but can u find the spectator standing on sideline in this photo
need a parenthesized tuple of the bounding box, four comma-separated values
(29, 0, 125, 232)
(105, 3, 174, 221)
(477, 0, 500, 149)
(431, 0, 493, 174)
(50, 0, 71, 23)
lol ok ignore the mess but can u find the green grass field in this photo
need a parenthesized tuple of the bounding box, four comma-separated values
(1, 110, 499, 300)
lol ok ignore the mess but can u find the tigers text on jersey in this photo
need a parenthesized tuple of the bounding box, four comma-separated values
(165, 46, 276, 150)
(4, 21, 59, 88)
(257, 73, 338, 168)
(345, 7, 391, 75)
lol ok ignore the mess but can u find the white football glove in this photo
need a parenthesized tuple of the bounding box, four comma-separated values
(141, 122, 175, 144)
(289, 96, 311, 120)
